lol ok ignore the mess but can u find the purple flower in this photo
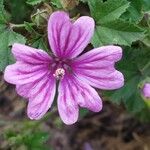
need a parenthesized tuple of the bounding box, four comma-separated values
(4, 11, 124, 125)
(142, 83, 150, 99)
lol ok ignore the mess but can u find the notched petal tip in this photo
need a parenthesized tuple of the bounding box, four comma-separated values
(26, 78, 56, 121)
(12, 42, 19, 49)
(57, 78, 79, 125)
(4, 65, 15, 84)
(75, 16, 95, 31)
(58, 100, 79, 125)
(112, 71, 124, 90)
(91, 98, 103, 112)
(73, 45, 124, 90)
(12, 43, 24, 54)
(48, 11, 96, 59)
(119, 72, 124, 87)
(4, 66, 8, 82)
(49, 11, 69, 19)
(77, 84, 103, 112)
(113, 46, 123, 61)
(27, 111, 43, 120)
(48, 11, 69, 29)
(27, 100, 51, 120)
(80, 98, 103, 113)
(101, 45, 123, 62)
(62, 107, 79, 125)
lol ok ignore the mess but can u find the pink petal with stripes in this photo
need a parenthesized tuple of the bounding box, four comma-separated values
(48, 11, 94, 59)
(27, 75, 56, 119)
(72, 46, 124, 90)
(57, 75, 102, 124)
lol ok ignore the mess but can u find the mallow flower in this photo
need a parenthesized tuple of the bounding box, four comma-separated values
(142, 83, 150, 99)
(4, 11, 124, 125)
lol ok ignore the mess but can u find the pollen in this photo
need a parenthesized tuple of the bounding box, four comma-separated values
(53, 68, 65, 80)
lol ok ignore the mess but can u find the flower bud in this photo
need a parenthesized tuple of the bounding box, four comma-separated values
(31, 3, 52, 27)
(142, 83, 150, 100)
(60, 0, 79, 10)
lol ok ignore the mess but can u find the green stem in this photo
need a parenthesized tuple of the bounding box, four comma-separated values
(9, 23, 35, 29)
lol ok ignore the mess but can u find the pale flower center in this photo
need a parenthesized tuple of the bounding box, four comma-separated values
(53, 68, 65, 80)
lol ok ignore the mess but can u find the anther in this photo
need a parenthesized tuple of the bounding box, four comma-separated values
(53, 68, 65, 80)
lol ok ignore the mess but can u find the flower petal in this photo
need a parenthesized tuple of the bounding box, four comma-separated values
(15, 70, 56, 119)
(16, 83, 32, 98)
(73, 76, 102, 112)
(16, 72, 51, 98)
(72, 46, 124, 90)
(12, 43, 52, 64)
(48, 11, 94, 59)
(4, 61, 49, 85)
(142, 83, 150, 99)
(58, 75, 102, 124)
(27, 75, 56, 119)
(4, 43, 53, 85)
(4, 43, 56, 120)
(58, 76, 79, 125)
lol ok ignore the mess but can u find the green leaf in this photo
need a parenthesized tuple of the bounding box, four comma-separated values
(26, 0, 45, 5)
(110, 76, 140, 104)
(24, 22, 48, 52)
(142, 35, 150, 47)
(32, 37, 49, 51)
(136, 104, 150, 122)
(0, 0, 5, 22)
(80, 109, 89, 118)
(80, 0, 103, 3)
(121, 0, 143, 23)
(92, 19, 145, 47)
(0, 0, 9, 23)
(8, 0, 32, 23)
(142, 28, 150, 47)
(51, 0, 62, 8)
(124, 92, 145, 113)
(80, 0, 87, 3)
(4, 121, 50, 150)
(88, 0, 130, 24)
(142, 0, 150, 12)
(0, 26, 26, 71)
(24, 132, 49, 148)
(105, 46, 150, 121)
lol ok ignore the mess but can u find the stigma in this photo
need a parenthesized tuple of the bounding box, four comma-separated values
(53, 68, 65, 80)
